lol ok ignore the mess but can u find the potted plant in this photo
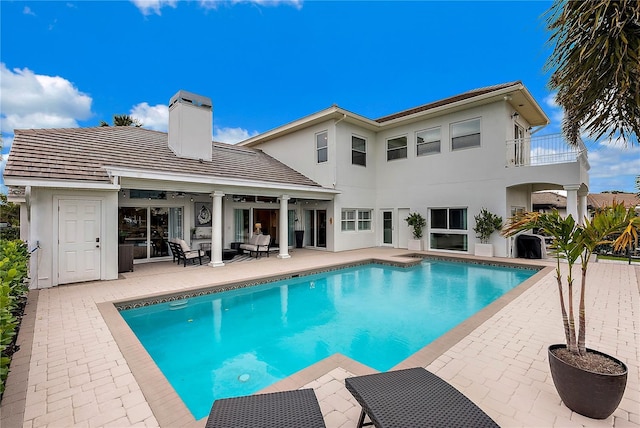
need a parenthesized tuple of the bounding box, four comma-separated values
(405, 212, 426, 251)
(472, 208, 502, 257)
(502, 203, 638, 419)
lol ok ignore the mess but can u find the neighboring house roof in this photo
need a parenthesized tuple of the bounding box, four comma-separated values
(532, 191, 567, 209)
(587, 193, 640, 209)
(239, 81, 549, 147)
(4, 127, 322, 189)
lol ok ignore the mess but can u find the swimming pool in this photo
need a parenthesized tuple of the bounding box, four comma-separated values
(120, 259, 536, 419)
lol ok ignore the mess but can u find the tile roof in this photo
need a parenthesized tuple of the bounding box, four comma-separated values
(375, 81, 522, 123)
(4, 127, 322, 188)
(532, 191, 567, 208)
(587, 193, 640, 209)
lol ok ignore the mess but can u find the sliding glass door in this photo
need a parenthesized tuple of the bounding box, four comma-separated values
(119, 206, 183, 260)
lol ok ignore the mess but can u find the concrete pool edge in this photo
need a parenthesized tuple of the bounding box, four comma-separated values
(99, 256, 552, 427)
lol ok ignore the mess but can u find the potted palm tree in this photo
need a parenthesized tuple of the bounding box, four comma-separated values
(405, 212, 426, 251)
(502, 203, 638, 419)
(472, 208, 502, 257)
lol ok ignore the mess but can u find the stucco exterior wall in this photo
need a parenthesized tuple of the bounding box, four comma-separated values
(28, 188, 119, 288)
(246, 101, 546, 256)
(252, 119, 337, 189)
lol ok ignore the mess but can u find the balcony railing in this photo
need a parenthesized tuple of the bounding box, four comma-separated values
(506, 133, 587, 167)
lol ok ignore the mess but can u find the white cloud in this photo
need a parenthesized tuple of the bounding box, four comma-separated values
(130, 0, 177, 16)
(0, 63, 93, 133)
(130, 102, 169, 131)
(543, 92, 564, 130)
(587, 141, 640, 192)
(23, 6, 36, 16)
(131, 0, 302, 15)
(127, 99, 257, 143)
(214, 126, 258, 144)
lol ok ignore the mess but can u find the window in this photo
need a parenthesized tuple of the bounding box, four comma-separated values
(342, 209, 372, 232)
(429, 207, 468, 251)
(316, 131, 328, 163)
(341, 210, 356, 231)
(358, 210, 372, 230)
(387, 136, 407, 161)
(451, 118, 480, 150)
(416, 127, 440, 156)
(352, 135, 366, 166)
(511, 206, 525, 217)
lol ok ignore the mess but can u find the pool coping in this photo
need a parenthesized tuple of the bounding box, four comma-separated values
(97, 255, 552, 427)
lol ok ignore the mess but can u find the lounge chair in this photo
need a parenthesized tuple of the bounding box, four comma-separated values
(239, 234, 271, 258)
(170, 239, 203, 267)
(345, 367, 498, 428)
(205, 388, 326, 428)
(167, 239, 180, 263)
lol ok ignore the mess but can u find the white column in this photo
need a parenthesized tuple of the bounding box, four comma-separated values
(564, 185, 580, 222)
(209, 191, 225, 267)
(278, 195, 291, 259)
(578, 191, 588, 224)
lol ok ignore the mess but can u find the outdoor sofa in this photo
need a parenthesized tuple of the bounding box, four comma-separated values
(239, 234, 271, 258)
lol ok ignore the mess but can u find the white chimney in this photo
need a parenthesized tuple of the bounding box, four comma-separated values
(168, 90, 213, 160)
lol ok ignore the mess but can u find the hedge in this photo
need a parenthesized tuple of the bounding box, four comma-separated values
(0, 239, 30, 397)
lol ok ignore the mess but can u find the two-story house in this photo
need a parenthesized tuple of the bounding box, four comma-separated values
(4, 81, 589, 288)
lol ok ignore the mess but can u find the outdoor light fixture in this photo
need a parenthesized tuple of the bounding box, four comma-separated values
(511, 112, 520, 119)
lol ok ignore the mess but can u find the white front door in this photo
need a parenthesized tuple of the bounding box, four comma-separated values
(59, 199, 101, 284)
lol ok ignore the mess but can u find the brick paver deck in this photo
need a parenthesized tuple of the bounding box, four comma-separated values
(1, 249, 638, 427)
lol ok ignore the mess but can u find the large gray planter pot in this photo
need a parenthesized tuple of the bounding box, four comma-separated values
(548, 344, 627, 419)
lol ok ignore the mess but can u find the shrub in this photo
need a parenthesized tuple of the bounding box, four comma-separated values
(405, 212, 426, 239)
(0, 239, 30, 397)
(473, 208, 503, 244)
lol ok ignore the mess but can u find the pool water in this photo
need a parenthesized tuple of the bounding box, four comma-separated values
(120, 260, 536, 419)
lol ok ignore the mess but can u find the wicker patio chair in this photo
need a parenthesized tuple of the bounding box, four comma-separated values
(205, 388, 326, 428)
(345, 367, 498, 428)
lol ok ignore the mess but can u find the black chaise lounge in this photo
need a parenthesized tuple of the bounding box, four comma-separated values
(205, 388, 326, 428)
(345, 367, 499, 428)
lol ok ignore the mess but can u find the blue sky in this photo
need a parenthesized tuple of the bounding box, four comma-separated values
(1, 0, 638, 194)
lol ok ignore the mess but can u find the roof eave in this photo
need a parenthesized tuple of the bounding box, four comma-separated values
(105, 166, 339, 195)
(3, 177, 119, 190)
(379, 83, 549, 127)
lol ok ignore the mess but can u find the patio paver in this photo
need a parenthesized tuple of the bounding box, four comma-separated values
(1, 248, 638, 427)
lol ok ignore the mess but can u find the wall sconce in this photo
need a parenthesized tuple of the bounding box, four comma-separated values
(511, 112, 520, 119)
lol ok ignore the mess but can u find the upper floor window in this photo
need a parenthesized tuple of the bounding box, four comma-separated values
(316, 131, 328, 163)
(451, 118, 480, 151)
(352, 135, 366, 166)
(387, 136, 407, 161)
(416, 127, 441, 156)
